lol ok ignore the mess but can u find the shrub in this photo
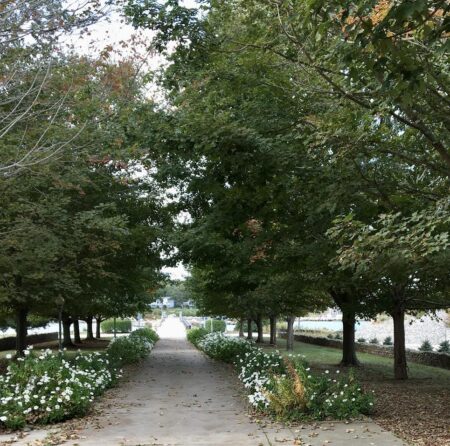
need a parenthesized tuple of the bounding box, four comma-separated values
(334, 333, 342, 340)
(0, 347, 118, 429)
(327, 334, 335, 339)
(267, 360, 373, 420)
(130, 327, 159, 344)
(357, 338, 366, 343)
(204, 319, 226, 333)
(383, 336, 393, 346)
(180, 308, 198, 317)
(101, 319, 132, 333)
(195, 334, 374, 420)
(187, 327, 208, 346)
(418, 340, 433, 352)
(437, 340, 450, 353)
(107, 335, 153, 365)
(369, 337, 379, 344)
(198, 332, 253, 363)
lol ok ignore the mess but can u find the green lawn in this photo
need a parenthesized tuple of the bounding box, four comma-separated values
(266, 340, 450, 383)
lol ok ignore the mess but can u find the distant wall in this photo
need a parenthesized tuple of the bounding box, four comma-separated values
(279, 332, 450, 370)
(0, 332, 58, 351)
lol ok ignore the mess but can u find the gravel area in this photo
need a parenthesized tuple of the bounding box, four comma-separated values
(355, 311, 449, 350)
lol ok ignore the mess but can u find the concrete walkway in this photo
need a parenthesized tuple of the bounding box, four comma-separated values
(0, 317, 406, 446)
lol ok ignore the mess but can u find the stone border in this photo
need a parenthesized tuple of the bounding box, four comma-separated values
(281, 333, 450, 370)
(0, 332, 58, 351)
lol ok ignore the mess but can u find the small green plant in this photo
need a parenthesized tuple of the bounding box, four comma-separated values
(437, 340, 450, 353)
(101, 318, 132, 333)
(334, 333, 342, 340)
(187, 327, 208, 346)
(418, 340, 433, 352)
(383, 336, 393, 346)
(327, 334, 335, 339)
(369, 337, 379, 344)
(357, 337, 366, 343)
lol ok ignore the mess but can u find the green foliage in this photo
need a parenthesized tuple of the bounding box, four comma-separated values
(130, 327, 159, 344)
(334, 333, 342, 340)
(205, 319, 226, 333)
(369, 338, 379, 345)
(186, 327, 208, 347)
(418, 340, 433, 352)
(101, 319, 132, 334)
(437, 341, 450, 354)
(357, 338, 366, 343)
(383, 337, 393, 346)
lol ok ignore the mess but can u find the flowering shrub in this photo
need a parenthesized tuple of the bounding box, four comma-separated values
(0, 347, 117, 429)
(130, 327, 159, 344)
(195, 334, 374, 421)
(1, 332, 157, 430)
(107, 333, 154, 366)
(197, 332, 253, 363)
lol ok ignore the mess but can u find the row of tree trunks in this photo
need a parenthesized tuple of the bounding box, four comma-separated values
(62, 316, 104, 347)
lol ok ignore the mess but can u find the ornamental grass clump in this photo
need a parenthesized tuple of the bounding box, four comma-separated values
(0, 347, 118, 430)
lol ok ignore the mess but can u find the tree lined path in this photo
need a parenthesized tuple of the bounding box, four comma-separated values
(0, 318, 406, 445)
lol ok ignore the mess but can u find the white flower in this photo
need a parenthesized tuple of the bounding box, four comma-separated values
(5, 354, 12, 359)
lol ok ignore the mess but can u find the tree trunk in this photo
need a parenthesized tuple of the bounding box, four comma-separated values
(269, 316, 277, 345)
(238, 318, 244, 338)
(62, 316, 73, 347)
(340, 308, 360, 366)
(95, 317, 102, 338)
(246, 318, 253, 340)
(85, 316, 95, 341)
(392, 308, 408, 379)
(15, 307, 28, 357)
(256, 315, 264, 343)
(73, 319, 82, 344)
(286, 316, 295, 351)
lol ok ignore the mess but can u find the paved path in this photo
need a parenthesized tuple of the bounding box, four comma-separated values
(0, 317, 406, 446)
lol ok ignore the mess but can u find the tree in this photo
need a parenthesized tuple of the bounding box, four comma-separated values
(329, 200, 450, 378)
